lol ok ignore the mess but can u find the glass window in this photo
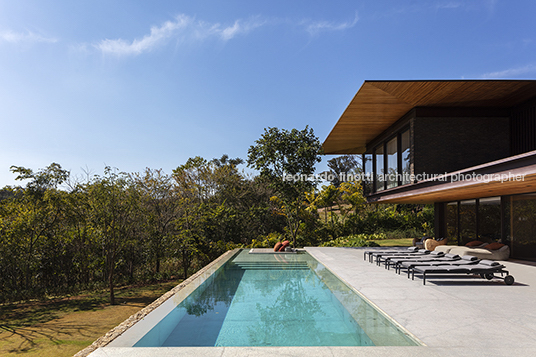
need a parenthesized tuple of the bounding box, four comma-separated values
(510, 193, 536, 261)
(386, 137, 398, 189)
(446, 202, 458, 244)
(400, 130, 410, 185)
(478, 197, 501, 242)
(459, 200, 477, 245)
(375, 145, 384, 191)
(363, 153, 373, 195)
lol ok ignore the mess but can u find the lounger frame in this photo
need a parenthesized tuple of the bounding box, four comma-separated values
(411, 262, 514, 285)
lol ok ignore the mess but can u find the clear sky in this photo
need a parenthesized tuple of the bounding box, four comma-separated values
(1, 0, 535, 187)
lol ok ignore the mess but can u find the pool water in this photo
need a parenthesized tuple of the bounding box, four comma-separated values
(133, 250, 417, 347)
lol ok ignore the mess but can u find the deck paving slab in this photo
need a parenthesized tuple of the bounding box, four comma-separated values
(306, 247, 536, 357)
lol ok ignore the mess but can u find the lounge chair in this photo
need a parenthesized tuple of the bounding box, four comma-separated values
(381, 250, 444, 269)
(398, 254, 479, 277)
(363, 246, 419, 262)
(395, 253, 461, 274)
(411, 259, 515, 285)
(370, 249, 430, 265)
(375, 249, 432, 266)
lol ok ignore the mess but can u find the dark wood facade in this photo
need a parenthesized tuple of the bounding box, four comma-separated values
(323, 80, 536, 260)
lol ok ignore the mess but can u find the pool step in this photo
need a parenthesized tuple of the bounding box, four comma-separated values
(228, 261, 310, 270)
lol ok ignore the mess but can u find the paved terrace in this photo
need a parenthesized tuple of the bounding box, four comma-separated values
(88, 247, 536, 357)
(306, 247, 536, 357)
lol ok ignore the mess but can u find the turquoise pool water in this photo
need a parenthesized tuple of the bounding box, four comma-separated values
(133, 250, 417, 347)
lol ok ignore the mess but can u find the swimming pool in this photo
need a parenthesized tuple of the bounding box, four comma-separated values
(108, 249, 418, 348)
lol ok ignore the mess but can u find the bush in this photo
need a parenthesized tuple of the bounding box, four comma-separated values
(321, 234, 380, 247)
(373, 228, 422, 240)
(249, 232, 282, 248)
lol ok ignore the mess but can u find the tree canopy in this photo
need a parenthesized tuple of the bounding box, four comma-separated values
(0, 129, 433, 305)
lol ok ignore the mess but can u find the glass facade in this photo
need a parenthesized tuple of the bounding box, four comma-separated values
(386, 137, 398, 189)
(364, 127, 411, 194)
(509, 194, 536, 260)
(401, 130, 410, 185)
(478, 197, 501, 242)
(363, 154, 373, 196)
(442, 194, 536, 261)
(458, 200, 477, 245)
(445, 202, 458, 244)
(375, 145, 384, 191)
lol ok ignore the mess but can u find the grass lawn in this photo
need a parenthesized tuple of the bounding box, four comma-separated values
(0, 280, 179, 357)
(371, 238, 414, 247)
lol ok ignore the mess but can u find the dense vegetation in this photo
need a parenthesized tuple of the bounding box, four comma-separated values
(0, 127, 433, 304)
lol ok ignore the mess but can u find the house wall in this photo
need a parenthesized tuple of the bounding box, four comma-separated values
(435, 194, 536, 261)
(413, 115, 510, 176)
(511, 98, 536, 155)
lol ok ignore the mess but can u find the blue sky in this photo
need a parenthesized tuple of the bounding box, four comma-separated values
(1, 0, 535, 187)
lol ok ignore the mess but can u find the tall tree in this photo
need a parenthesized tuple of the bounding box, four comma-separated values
(7, 164, 70, 295)
(86, 167, 138, 305)
(247, 126, 322, 247)
(326, 155, 361, 187)
(133, 168, 179, 274)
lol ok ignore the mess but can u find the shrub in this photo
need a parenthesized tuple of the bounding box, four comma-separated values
(321, 234, 380, 247)
(249, 232, 282, 248)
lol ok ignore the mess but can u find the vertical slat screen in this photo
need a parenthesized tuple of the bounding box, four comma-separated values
(511, 99, 536, 155)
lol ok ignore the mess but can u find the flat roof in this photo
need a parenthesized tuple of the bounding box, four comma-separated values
(323, 80, 536, 154)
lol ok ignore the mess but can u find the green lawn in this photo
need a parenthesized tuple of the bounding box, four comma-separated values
(0, 280, 179, 357)
(371, 238, 414, 247)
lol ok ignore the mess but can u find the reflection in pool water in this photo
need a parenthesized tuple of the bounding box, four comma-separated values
(134, 250, 417, 347)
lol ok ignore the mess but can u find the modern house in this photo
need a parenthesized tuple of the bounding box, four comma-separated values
(323, 80, 536, 261)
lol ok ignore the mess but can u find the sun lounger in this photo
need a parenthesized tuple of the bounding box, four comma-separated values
(363, 246, 420, 262)
(411, 259, 515, 285)
(394, 253, 460, 274)
(370, 249, 430, 265)
(381, 250, 444, 269)
(398, 254, 478, 276)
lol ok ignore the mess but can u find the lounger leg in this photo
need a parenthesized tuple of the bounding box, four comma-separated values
(423, 273, 426, 285)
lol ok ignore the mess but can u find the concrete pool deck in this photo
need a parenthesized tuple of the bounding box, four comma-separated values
(306, 247, 536, 357)
(87, 247, 536, 357)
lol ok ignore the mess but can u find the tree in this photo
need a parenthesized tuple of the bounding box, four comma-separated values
(316, 184, 340, 224)
(132, 168, 180, 274)
(86, 167, 138, 305)
(6, 163, 70, 296)
(172, 158, 213, 278)
(326, 155, 361, 187)
(247, 126, 322, 247)
(210, 154, 244, 168)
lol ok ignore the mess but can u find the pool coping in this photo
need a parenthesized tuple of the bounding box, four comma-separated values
(82, 247, 536, 356)
(82, 247, 429, 357)
(74, 248, 240, 357)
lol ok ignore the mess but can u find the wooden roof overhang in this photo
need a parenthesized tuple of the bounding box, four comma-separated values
(323, 80, 536, 154)
(367, 150, 536, 204)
